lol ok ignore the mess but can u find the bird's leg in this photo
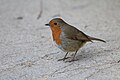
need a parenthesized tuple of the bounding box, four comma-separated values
(58, 52, 69, 61)
(68, 50, 78, 62)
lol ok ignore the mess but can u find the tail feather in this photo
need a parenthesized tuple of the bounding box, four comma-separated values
(88, 36, 106, 43)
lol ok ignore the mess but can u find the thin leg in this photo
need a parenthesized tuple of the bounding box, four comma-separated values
(68, 50, 78, 62)
(64, 52, 68, 59)
(58, 52, 69, 61)
(73, 50, 78, 60)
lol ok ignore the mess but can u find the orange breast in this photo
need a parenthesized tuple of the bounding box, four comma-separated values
(50, 26, 62, 45)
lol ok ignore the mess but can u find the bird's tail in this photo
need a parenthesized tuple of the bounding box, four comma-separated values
(88, 36, 106, 43)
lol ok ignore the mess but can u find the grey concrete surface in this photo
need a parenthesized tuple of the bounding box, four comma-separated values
(0, 0, 120, 80)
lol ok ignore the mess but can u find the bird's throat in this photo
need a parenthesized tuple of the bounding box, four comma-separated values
(50, 27, 62, 45)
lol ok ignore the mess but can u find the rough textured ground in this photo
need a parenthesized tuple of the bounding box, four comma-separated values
(0, 0, 120, 80)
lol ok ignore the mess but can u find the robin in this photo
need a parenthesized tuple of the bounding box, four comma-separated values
(45, 18, 106, 62)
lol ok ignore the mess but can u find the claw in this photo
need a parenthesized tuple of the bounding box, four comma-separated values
(66, 58, 79, 62)
(58, 57, 70, 61)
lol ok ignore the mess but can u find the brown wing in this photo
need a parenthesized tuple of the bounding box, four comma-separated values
(75, 31, 93, 42)
(64, 24, 92, 42)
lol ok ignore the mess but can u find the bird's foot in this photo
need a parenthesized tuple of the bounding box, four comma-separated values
(58, 57, 70, 61)
(66, 58, 79, 62)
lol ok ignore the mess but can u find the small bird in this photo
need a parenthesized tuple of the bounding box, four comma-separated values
(45, 18, 106, 62)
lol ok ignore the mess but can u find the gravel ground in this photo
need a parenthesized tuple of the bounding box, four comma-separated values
(0, 0, 120, 80)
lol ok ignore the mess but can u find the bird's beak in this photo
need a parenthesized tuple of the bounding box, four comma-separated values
(45, 24, 50, 26)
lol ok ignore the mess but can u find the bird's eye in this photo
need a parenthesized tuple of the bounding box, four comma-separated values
(54, 23, 57, 25)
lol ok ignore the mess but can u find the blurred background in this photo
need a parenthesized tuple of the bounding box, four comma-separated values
(0, 0, 120, 80)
